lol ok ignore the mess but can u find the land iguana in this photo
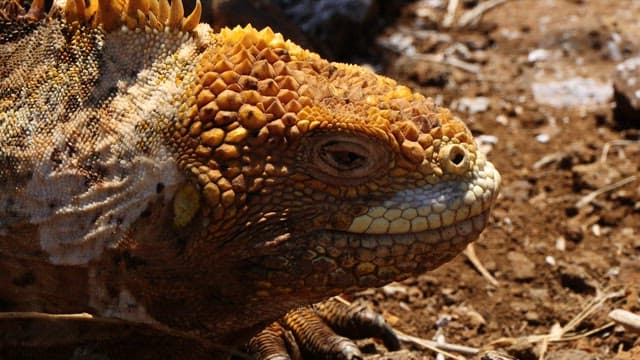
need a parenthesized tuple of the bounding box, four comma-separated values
(0, 0, 501, 358)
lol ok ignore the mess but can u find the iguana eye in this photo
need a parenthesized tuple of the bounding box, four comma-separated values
(320, 141, 367, 171)
(304, 133, 389, 184)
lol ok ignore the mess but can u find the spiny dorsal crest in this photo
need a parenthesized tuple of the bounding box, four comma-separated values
(12, 0, 202, 32)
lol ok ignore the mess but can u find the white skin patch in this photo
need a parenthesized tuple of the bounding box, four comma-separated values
(0, 26, 201, 265)
(33, 56, 189, 264)
(34, 152, 183, 265)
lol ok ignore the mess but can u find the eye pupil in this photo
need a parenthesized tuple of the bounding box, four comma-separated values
(332, 151, 360, 166)
(308, 134, 388, 184)
(323, 149, 365, 170)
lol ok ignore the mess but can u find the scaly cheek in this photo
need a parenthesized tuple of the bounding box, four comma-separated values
(241, 213, 487, 303)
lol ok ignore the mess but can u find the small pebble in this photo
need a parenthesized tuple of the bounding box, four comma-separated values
(528, 48, 550, 62)
(457, 96, 490, 114)
(507, 251, 536, 280)
(545, 255, 556, 266)
(536, 133, 550, 143)
(531, 77, 613, 108)
(609, 309, 640, 333)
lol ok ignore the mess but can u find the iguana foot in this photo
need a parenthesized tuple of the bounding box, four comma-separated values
(246, 298, 399, 359)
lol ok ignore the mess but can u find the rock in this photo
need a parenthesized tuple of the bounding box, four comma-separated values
(441, 287, 464, 304)
(528, 288, 549, 301)
(525, 310, 541, 324)
(406, 287, 424, 303)
(208, 0, 314, 50)
(475, 134, 498, 155)
(456, 96, 491, 114)
(506, 341, 536, 360)
(507, 251, 536, 280)
(274, 0, 409, 61)
(531, 77, 613, 108)
(211, 0, 409, 61)
(622, 227, 640, 249)
(563, 218, 584, 243)
(558, 264, 597, 294)
(613, 56, 640, 128)
(609, 309, 640, 333)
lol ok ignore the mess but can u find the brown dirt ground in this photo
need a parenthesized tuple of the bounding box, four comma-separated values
(347, 1, 640, 359)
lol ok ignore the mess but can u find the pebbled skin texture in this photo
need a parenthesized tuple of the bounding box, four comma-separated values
(0, 0, 501, 356)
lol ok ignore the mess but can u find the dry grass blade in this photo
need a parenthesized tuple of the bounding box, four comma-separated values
(334, 295, 480, 359)
(560, 289, 623, 333)
(457, 0, 518, 28)
(575, 175, 638, 208)
(411, 53, 481, 73)
(395, 329, 476, 360)
(600, 139, 640, 163)
(464, 243, 499, 286)
(488, 288, 625, 360)
(443, 0, 460, 28)
(0, 312, 93, 319)
(556, 321, 616, 341)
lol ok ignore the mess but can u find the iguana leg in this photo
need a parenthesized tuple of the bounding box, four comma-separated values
(246, 298, 399, 359)
(313, 298, 400, 352)
(246, 322, 302, 360)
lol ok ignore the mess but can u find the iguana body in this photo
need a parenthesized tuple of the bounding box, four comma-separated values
(0, 0, 500, 357)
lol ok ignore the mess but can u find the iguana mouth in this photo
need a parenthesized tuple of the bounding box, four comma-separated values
(333, 210, 490, 245)
(314, 210, 490, 271)
(342, 157, 500, 236)
(247, 210, 491, 298)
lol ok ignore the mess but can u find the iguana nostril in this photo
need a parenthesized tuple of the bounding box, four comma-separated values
(452, 151, 464, 165)
(439, 144, 470, 174)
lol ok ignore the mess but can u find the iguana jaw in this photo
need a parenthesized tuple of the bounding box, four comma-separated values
(240, 153, 500, 302)
(241, 211, 490, 304)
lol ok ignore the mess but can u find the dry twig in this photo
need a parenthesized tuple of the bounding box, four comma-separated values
(410, 52, 481, 73)
(334, 295, 480, 359)
(600, 139, 640, 163)
(443, 0, 460, 28)
(457, 0, 517, 28)
(489, 288, 625, 360)
(575, 175, 638, 208)
(464, 243, 500, 286)
(0, 312, 94, 319)
(395, 329, 477, 360)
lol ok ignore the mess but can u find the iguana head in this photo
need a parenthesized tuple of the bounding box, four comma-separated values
(2, 0, 499, 336)
(170, 25, 501, 303)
